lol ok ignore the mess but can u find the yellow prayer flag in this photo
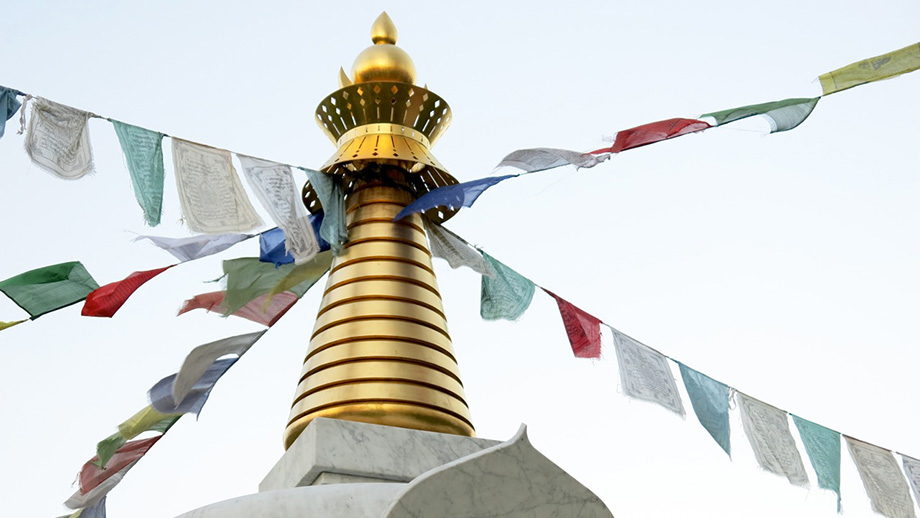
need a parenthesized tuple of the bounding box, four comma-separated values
(820, 42, 920, 95)
(0, 319, 26, 331)
(117, 405, 180, 440)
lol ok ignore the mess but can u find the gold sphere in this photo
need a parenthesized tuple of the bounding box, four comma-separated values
(351, 12, 417, 84)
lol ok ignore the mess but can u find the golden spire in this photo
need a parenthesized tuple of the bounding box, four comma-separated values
(350, 12, 417, 85)
(285, 13, 473, 449)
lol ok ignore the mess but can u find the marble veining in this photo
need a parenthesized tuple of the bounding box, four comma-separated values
(383, 425, 614, 518)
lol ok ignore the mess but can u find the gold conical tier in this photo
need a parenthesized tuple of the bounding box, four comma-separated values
(284, 168, 474, 449)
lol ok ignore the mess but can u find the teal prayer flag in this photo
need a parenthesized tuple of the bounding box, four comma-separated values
(678, 362, 731, 457)
(480, 252, 535, 321)
(0, 86, 22, 139)
(0, 261, 99, 318)
(304, 168, 348, 254)
(111, 120, 165, 226)
(702, 97, 819, 133)
(792, 415, 842, 511)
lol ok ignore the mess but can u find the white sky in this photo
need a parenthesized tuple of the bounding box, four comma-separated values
(1, 2, 919, 517)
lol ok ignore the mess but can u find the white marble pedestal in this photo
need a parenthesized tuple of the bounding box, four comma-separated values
(176, 418, 614, 518)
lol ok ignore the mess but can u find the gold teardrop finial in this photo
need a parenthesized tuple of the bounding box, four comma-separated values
(371, 12, 397, 45)
(352, 12, 416, 84)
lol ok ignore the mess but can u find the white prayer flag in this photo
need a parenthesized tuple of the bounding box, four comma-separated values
(496, 147, 609, 173)
(847, 437, 916, 518)
(172, 139, 263, 233)
(135, 233, 254, 262)
(24, 98, 94, 179)
(238, 155, 320, 264)
(171, 330, 266, 404)
(424, 220, 493, 277)
(901, 455, 920, 510)
(612, 330, 684, 416)
(737, 393, 809, 487)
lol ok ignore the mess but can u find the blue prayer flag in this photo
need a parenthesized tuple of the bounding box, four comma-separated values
(678, 362, 731, 457)
(260, 228, 295, 267)
(148, 358, 237, 416)
(259, 214, 330, 267)
(395, 175, 518, 221)
(0, 86, 22, 140)
(792, 415, 842, 511)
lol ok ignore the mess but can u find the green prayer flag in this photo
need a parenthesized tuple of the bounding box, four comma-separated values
(480, 252, 535, 321)
(702, 97, 819, 133)
(111, 120, 166, 226)
(792, 415, 842, 511)
(268, 250, 333, 301)
(93, 433, 126, 468)
(222, 258, 300, 315)
(820, 42, 920, 95)
(0, 262, 99, 319)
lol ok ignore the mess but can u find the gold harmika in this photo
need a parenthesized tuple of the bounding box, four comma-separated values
(284, 12, 473, 449)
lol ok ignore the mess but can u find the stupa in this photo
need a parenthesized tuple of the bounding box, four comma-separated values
(175, 13, 613, 518)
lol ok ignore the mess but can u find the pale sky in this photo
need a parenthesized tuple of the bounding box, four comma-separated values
(1, 2, 919, 518)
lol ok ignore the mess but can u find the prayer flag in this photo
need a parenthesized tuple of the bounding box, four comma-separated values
(820, 42, 920, 95)
(135, 233, 254, 262)
(496, 147, 609, 172)
(611, 118, 710, 153)
(65, 462, 133, 509)
(111, 120, 166, 226)
(678, 362, 731, 456)
(79, 436, 161, 494)
(266, 250, 333, 300)
(240, 156, 321, 263)
(736, 393, 808, 486)
(0, 86, 22, 139)
(901, 455, 920, 511)
(612, 330, 684, 416)
(178, 291, 226, 315)
(179, 290, 299, 327)
(172, 138, 263, 233)
(304, 168, 347, 254)
(116, 405, 181, 440)
(395, 175, 517, 221)
(846, 437, 916, 518)
(149, 357, 237, 415)
(0, 319, 26, 331)
(792, 415, 841, 511)
(423, 220, 492, 277)
(0, 261, 99, 319)
(702, 97, 820, 133)
(542, 288, 602, 359)
(222, 258, 297, 314)
(24, 98, 94, 179)
(479, 252, 535, 321)
(259, 227, 295, 266)
(81, 265, 173, 318)
(76, 498, 106, 518)
(93, 433, 125, 469)
(170, 330, 265, 404)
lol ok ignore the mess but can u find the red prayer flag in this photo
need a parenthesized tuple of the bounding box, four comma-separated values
(178, 290, 298, 327)
(82, 266, 174, 318)
(79, 435, 161, 494)
(543, 288, 603, 359)
(611, 118, 711, 153)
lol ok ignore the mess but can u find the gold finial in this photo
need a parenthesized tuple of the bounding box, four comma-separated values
(371, 12, 397, 44)
(351, 12, 416, 84)
(338, 67, 353, 88)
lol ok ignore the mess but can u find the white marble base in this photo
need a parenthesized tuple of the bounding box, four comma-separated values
(176, 419, 613, 518)
(260, 418, 500, 491)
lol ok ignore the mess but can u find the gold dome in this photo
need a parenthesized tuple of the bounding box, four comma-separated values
(351, 12, 417, 84)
